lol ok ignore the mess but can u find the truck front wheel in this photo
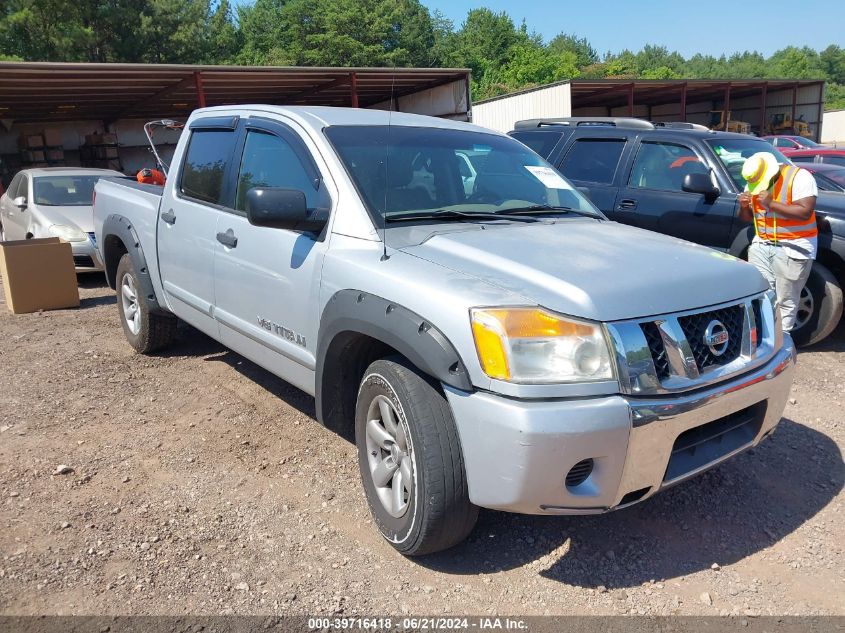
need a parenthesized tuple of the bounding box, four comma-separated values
(790, 262, 843, 347)
(355, 357, 478, 556)
(115, 253, 177, 354)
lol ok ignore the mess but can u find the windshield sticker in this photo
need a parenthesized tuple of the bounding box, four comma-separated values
(525, 165, 570, 189)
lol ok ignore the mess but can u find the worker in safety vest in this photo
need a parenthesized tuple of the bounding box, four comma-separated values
(739, 151, 818, 333)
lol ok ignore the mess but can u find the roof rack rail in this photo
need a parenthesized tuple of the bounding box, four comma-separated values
(513, 117, 655, 131)
(652, 121, 711, 131)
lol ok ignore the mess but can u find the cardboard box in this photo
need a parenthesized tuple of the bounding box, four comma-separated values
(20, 134, 44, 149)
(94, 146, 117, 159)
(100, 132, 117, 145)
(45, 148, 64, 162)
(0, 238, 80, 314)
(43, 127, 63, 147)
(25, 150, 46, 162)
(84, 133, 102, 146)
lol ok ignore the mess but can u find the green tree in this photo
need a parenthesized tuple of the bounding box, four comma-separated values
(237, 0, 434, 67)
(767, 46, 825, 79)
(547, 33, 597, 69)
(485, 41, 579, 97)
(820, 45, 845, 84)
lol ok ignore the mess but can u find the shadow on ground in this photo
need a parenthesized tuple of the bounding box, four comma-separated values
(150, 315, 843, 589)
(161, 322, 316, 419)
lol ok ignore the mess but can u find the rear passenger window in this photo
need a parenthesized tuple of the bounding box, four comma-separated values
(628, 141, 708, 191)
(510, 132, 563, 158)
(791, 155, 814, 163)
(180, 129, 237, 205)
(234, 130, 326, 211)
(559, 138, 625, 184)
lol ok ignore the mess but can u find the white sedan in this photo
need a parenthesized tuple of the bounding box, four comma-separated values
(0, 167, 123, 271)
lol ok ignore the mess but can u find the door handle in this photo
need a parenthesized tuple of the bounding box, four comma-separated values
(161, 209, 176, 224)
(617, 199, 638, 210)
(216, 229, 238, 249)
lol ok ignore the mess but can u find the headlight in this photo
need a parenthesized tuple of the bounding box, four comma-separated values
(470, 307, 614, 383)
(49, 224, 88, 242)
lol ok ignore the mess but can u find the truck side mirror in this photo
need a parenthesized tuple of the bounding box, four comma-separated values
(245, 187, 326, 233)
(682, 173, 720, 200)
(13, 196, 27, 209)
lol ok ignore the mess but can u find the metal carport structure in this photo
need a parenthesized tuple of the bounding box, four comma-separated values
(0, 62, 471, 183)
(472, 78, 826, 139)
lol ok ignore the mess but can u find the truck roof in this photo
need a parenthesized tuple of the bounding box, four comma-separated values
(512, 117, 755, 142)
(19, 167, 124, 177)
(189, 105, 498, 136)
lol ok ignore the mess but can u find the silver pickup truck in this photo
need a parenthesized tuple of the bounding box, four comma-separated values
(94, 106, 796, 556)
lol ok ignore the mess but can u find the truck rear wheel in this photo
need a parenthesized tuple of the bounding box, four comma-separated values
(790, 262, 843, 347)
(355, 357, 478, 556)
(115, 253, 177, 353)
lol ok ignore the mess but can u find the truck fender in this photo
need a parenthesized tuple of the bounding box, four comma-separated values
(315, 290, 473, 431)
(101, 214, 169, 316)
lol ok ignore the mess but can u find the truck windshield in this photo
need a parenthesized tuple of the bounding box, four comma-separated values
(33, 176, 101, 206)
(325, 125, 601, 222)
(707, 139, 791, 191)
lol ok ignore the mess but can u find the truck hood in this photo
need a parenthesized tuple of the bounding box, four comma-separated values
(34, 204, 95, 233)
(399, 219, 768, 322)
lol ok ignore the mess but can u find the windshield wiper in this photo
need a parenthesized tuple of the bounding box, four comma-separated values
(497, 204, 603, 219)
(385, 209, 544, 223)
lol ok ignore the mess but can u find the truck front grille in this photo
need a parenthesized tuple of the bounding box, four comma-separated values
(606, 292, 776, 395)
(678, 305, 744, 370)
(640, 322, 670, 381)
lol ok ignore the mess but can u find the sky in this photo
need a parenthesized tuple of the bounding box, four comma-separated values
(424, 0, 843, 57)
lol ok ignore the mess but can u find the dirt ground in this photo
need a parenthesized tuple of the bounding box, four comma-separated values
(0, 275, 843, 617)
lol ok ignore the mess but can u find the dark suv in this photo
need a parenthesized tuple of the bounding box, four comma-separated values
(509, 117, 845, 346)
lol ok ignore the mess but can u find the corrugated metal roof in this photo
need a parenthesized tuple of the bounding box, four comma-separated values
(476, 78, 825, 109)
(0, 62, 471, 122)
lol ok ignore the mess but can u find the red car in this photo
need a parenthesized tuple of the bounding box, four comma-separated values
(780, 147, 845, 167)
(799, 162, 845, 193)
(762, 134, 822, 150)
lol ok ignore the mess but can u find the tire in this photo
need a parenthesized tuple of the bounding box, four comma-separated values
(790, 262, 843, 347)
(355, 357, 478, 556)
(115, 253, 177, 353)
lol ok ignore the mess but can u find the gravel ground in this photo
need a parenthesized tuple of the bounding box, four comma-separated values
(0, 276, 843, 617)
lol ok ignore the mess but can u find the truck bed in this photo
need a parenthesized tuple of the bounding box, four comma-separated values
(93, 176, 166, 298)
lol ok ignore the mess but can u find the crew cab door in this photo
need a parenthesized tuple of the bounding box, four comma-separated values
(554, 135, 630, 215)
(212, 117, 333, 394)
(613, 138, 736, 249)
(157, 118, 239, 337)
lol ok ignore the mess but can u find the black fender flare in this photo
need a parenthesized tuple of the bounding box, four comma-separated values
(315, 290, 473, 426)
(101, 214, 169, 315)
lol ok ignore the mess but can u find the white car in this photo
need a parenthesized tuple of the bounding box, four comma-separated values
(0, 167, 123, 271)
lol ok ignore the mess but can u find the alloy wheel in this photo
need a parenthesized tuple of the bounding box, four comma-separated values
(794, 286, 814, 331)
(364, 394, 414, 518)
(121, 272, 142, 336)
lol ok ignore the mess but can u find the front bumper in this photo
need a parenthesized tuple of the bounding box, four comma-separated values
(70, 238, 103, 271)
(446, 336, 796, 514)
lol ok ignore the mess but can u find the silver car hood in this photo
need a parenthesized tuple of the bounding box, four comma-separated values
(398, 219, 768, 322)
(34, 204, 94, 232)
